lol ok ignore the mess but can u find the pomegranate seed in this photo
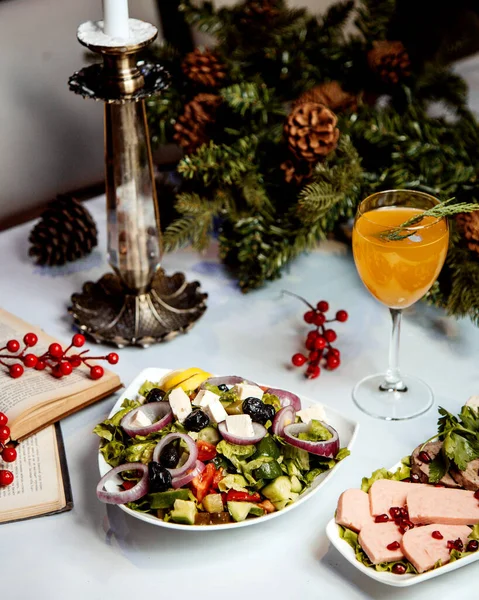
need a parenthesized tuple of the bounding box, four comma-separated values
(375, 514, 389, 523)
(399, 507, 409, 518)
(474, 490, 479, 500)
(467, 540, 479, 552)
(387, 541, 400, 551)
(399, 520, 414, 534)
(447, 540, 455, 550)
(454, 539, 464, 552)
(402, 477, 411, 482)
(418, 451, 431, 463)
(434, 483, 445, 487)
(392, 564, 406, 575)
(432, 530, 443, 540)
(389, 507, 402, 519)
(410, 473, 420, 483)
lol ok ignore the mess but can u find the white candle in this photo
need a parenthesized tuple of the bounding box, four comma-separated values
(102, 0, 130, 39)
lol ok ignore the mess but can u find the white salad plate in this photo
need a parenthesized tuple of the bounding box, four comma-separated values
(98, 367, 359, 531)
(326, 461, 479, 587)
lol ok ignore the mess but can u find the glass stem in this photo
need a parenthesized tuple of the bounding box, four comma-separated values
(380, 308, 407, 392)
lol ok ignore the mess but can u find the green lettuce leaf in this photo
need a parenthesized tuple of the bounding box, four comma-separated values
(262, 393, 281, 411)
(99, 439, 126, 467)
(124, 441, 157, 464)
(361, 458, 411, 492)
(335, 447, 351, 462)
(297, 419, 333, 442)
(216, 440, 256, 461)
(138, 381, 160, 397)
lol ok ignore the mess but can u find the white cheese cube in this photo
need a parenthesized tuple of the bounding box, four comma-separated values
(130, 409, 152, 428)
(169, 388, 193, 423)
(192, 389, 220, 408)
(466, 396, 479, 411)
(226, 414, 255, 438)
(204, 396, 228, 424)
(233, 383, 264, 401)
(297, 404, 326, 424)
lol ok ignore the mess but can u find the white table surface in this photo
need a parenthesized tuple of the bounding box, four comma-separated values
(2, 57, 479, 600)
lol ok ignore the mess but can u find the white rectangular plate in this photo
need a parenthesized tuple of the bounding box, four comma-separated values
(98, 367, 360, 530)
(326, 462, 479, 587)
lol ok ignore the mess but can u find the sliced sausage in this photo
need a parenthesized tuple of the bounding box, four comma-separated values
(401, 524, 471, 573)
(407, 487, 479, 525)
(411, 441, 460, 488)
(358, 522, 404, 565)
(369, 479, 426, 517)
(335, 489, 375, 532)
(450, 459, 479, 491)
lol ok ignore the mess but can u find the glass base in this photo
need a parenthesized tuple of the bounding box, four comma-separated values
(352, 373, 434, 421)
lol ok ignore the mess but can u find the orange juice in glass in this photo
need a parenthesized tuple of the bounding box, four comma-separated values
(352, 190, 449, 420)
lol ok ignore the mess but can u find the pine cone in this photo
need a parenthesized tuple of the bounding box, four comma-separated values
(367, 40, 411, 85)
(295, 81, 358, 114)
(456, 211, 479, 255)
(242, 0, 280, 21)
(173, 93, 222, 154)
(29, 196, 98, 266)
(280, 159, 312, 186)
(181, 48, 226, 88)
(284, 102, 340, 163)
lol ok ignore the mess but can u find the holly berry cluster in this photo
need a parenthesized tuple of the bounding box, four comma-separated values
(0, 412, 17, 487)
(287, 292, 348, 379)
(0, 333, 119, 380)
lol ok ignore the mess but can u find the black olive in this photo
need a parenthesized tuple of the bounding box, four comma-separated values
(262, 403, 276, 423)
(184, 409, 210, 432)
(148, 461, 172, 492)
(145, 387, 165, 403)
(159, 443, 180, 469)
(217, 384, 229, 392)
(242, 397, 266, 423)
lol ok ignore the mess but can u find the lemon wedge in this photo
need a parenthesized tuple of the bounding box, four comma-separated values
(175, 371, 212, 392)
(160, 367, 211, 392)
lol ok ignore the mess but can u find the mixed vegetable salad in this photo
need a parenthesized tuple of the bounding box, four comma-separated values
(94, 367, 350, 526)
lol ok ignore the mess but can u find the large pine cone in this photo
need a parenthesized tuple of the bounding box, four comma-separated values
(173, 93, 222, 154)
(284, 102, 339, 163)
(280, 159, 313, 186)
(181, 48, 226, 88)
(295, 81, 358, 113)
(367, 40, 411, 85)
(456, 210, 479, 255)
(29, 196, 98, 266)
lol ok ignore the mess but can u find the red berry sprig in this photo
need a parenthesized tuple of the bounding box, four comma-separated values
(0, 412, 16, 487)
(0, 333, 119, 380)
(285, 291, 348, 379)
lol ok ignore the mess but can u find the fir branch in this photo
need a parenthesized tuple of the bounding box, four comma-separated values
(378, 198, 479, 242)
(297, 182, 340, 224)
(354, 0, 397, 41)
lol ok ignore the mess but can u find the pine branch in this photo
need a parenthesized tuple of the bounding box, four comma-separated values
(354, 0, 397, 41)
(320, 0, 355, 34)
(297, 182, 340, 224)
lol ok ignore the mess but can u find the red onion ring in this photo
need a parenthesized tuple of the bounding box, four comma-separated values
(265, 388, 301, 411)
(272, 406, 296, 437)
(217, 421, 267, 445)
(96, 463, 149, 504)
(152, 433, 198, 477)
(283, 422, 340, 457)
(171, 460, 205, 489)
(121, 403, 173, 437)
(200, 376, 257, 390)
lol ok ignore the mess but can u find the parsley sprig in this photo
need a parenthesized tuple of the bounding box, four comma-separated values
(421, 406, 479, 482)
(377, 197, 479, 242)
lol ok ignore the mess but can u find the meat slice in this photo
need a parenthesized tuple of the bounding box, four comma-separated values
(401, 524, 471, 573)
(450, 459, 479, 491)
(358, 522, 404, 565)
(369, 479, 426, 516)
(335, 489, 375, 532)
(411, 441, 460, 488)
(407, 487, 479, 525)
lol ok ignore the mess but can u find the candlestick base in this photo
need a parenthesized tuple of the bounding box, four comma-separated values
(69, 269, 207, 348)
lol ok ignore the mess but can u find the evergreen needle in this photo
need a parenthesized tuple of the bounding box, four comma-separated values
(377, 198, 479, 242)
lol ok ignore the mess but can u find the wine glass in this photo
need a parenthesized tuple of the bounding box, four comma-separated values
(352, 190, 449, 420)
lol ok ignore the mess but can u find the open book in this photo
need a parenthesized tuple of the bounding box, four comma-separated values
(0, 309, 122, 442)
(0, 423, 73, 524)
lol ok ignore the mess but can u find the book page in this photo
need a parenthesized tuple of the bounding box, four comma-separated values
(0, 426, 63, 517)
(0, 309, 119, 426)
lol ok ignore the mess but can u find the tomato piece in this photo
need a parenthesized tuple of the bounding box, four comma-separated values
(211, 467, 224, 490)
(122, 481, 136, 491)
(226, 490, 261, 503)
(191, 463, 216, 503)
(196, 440, 217, 462)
